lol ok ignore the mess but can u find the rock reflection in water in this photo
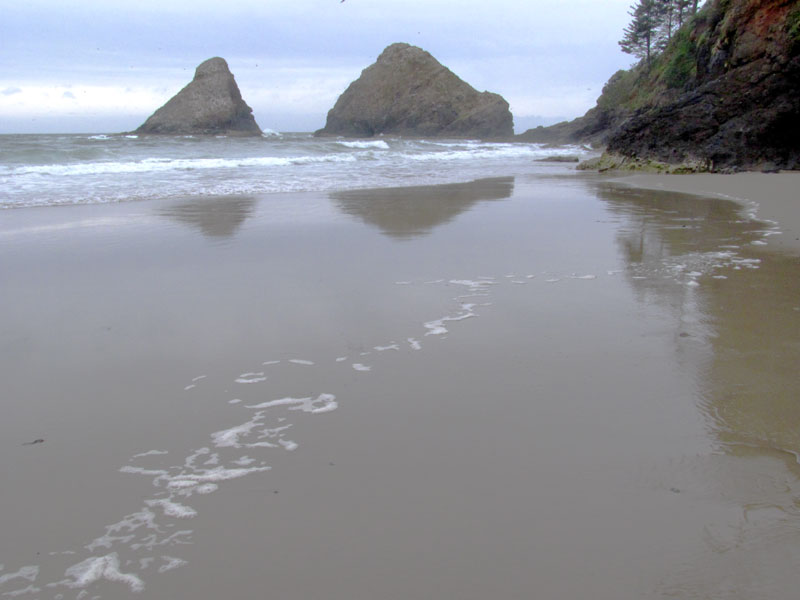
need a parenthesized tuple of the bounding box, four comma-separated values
(597, 181, 800, 599)
(330, 177, 514, 239)
(597, 183, 800, 459)
(159, 196, 257, 238)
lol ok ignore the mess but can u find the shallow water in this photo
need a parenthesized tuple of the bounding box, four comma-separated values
(0, 133, 590, 208)
(1, 174, 799, 599)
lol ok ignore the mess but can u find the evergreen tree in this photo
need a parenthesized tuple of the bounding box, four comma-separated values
(619, 1, 705, 68)
(618, 0, 665, 68)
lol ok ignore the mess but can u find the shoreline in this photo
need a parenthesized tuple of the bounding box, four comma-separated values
(609, 171, 800, 256)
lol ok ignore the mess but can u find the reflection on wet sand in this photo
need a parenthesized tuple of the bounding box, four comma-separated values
(159, 196, 257, 238)
(598, 182, 800, 598)
(598, 182, 800, 459)
(330, 177, 514, 239)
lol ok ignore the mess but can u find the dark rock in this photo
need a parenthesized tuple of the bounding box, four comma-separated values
(517, 105, 627, 147)
(533, 155, 581, 163)
(526, 0, 800, 172)
(315, 43, 513, 139)
(135, 57, 261, 136)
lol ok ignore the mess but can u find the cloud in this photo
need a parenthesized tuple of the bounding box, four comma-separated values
(1, 0, 636, 132)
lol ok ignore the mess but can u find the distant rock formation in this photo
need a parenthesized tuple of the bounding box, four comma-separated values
(136, 57, 261, 136)
(315, 43, 513, 139)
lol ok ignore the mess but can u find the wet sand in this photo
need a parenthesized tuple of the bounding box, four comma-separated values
(1, 174, 799, 599)
(613, 171, 800, 255)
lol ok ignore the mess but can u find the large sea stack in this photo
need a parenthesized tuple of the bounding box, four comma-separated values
(136, 57, 261, 136)
(315, 43, 514, 139)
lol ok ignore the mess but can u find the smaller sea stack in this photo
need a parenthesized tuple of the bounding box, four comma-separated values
(136, 57, 261, 136)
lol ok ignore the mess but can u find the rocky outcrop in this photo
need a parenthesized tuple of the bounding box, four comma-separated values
(607, 0, 800, 171)
(315, 43, 513, 138)
(525, 0, 800, 172)
(516, 106, 625, 147)
(136, 57, 261, 136)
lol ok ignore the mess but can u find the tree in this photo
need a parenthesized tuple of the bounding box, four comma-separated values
(619, 1, 705, 68)
(619, 0, 665, 68)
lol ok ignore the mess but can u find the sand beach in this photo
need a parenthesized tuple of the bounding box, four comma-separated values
(1, 170, 799, 599)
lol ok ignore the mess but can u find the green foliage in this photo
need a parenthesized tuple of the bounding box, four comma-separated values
(597, 70, 638, 109)
(619, 0, 664, 66)
(661, 28, 697, 87)
(788, 5, 800, 44)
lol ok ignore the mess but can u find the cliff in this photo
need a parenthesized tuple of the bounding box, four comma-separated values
(315, 43, 514, 139)
(136, 57, 261, 136)
(524, 0, 800, 171)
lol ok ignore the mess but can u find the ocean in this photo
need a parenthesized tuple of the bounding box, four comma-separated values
(2, 132, 799, 600)
(0, 133, 591, 209)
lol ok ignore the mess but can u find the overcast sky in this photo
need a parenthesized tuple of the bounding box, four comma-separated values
(1, 0, 635, 134)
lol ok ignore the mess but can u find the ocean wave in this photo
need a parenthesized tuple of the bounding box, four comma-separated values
(1, 134, 592, 208)
(9, 154, 359, 177)
(336, 140, 390, 150)
(405, 143, 585, 162)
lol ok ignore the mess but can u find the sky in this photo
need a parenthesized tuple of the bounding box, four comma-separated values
(0, 0, 636, 134)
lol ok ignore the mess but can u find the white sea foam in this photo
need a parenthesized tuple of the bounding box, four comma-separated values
(132, 450, 168, 459)
(374, 344, 400, 352)
(211, 414, 267, 448)
(337, 140, 390, 150)
(407, 338, 422, 350)
(11, 154, 359, 178)
(245, 394, 338, 414)
(288, 359, 314, 365)
(279, 439, 299, 451)
(424, 303, 477, 336)
(352, 363, 371, 372)
(0, 566, 38, 586)
(119, 466, 169, 477)
(63, 553, 144, 592)
(235, 372, 267, 384)
(146, 498, 197, 519)
(194, 483, 218, 494)
(158, 556, 188, 574)
(2, 584, 41, 597)
(166, 480, 198, 490)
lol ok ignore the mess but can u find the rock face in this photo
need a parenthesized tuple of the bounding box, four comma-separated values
(136, 57, 261, 136)
(607, 0, 800, 171)
(522, 0, 800, 171)
(315, 43, 513, 138)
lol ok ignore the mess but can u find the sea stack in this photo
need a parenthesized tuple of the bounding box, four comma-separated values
(315, 43, 513, 139)
(136, 57, 261, 136)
